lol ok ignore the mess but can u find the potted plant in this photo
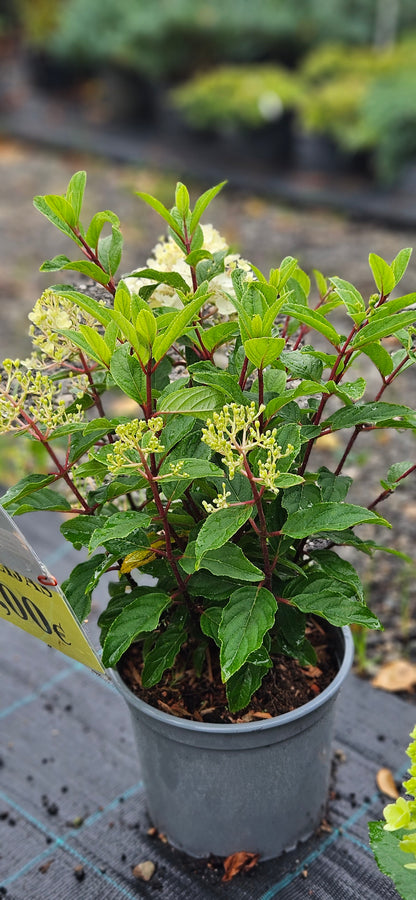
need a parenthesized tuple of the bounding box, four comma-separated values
(169, 64, 301, 165)
(1, 172, 416, 860)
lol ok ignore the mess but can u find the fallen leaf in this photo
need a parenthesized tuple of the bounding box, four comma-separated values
(222, 851, 259, 882)
(132, 861, 156, 882)
(376, 768, 399, 799)
(303, 665, 323, 679)
(38, 859, 54, 874)
(372, 660, 416, 693)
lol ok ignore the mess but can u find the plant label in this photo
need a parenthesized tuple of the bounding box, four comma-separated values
(0, 506, 105, 673)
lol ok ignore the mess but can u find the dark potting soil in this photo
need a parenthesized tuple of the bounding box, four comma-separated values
(118, 618, 339, 724)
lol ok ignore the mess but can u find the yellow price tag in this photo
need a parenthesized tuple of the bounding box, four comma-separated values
(0, 507, 105, 674)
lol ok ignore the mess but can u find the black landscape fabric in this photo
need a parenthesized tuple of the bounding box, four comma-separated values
(0, 512, 414, 899)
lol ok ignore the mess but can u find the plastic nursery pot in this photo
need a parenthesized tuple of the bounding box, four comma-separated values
(112, 625, 354, 860)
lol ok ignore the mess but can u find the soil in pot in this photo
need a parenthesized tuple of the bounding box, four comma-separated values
(118, 616, 339, 724)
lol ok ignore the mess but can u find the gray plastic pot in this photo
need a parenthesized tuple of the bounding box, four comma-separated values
(112, 625, 354, 860)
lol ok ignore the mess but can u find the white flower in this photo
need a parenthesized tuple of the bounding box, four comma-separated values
(125, 225, 253, 316)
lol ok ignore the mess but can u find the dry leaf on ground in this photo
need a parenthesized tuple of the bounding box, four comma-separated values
(376, 767, 399, 799)
(132, 861, 156, 881)
(372, 660, 416, 692)
(222, 851, 259, 882)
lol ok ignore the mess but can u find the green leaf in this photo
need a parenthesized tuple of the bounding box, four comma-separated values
(102, 592, 172, 668)
(189, 181, 226, 234)
(128, 267, 190, 294)
(65, 171, 86, 222)
(141, 610, 189, 687)
(55, 289, 112, 326)
(0, 474, 55, 508)
(352, 311, 416, 349)
(158, 385, 226, 418)
(330, 277, 366, 323)
(78, 325, 112, 366)
(391, 248, 412, 286)
(244, 337, 285, 369)
(7, 487, 72, 515)
(33, 194, 79, 241)
(175, 182, 190, 216)
(158, 458, 224, 482)
(40, 257, 111, 286)
(219, 586, 277, 681)
(185, 249, 213, 267)
(280, 301, 341, 346)
(202, 322, 239, 353)
(179, 541, 264, 581)
(382, 461, 414, 490)
(369, 821, 416, 900)
(324, 401, 415, 431)
(89, 511, 152, 551)
(135, 191, 182, 235)
(109, 344, 146, 404)
(98, 224, 123, 276)
(60, 514, 107, 550)
(153, 292, 205, 361)
(308, 550, 364, 600)
(188, 361, 245, 403)
(368, 253, 395, 296)
(200, 606, 223, 643)
(280, 349, 323, 382)
(226, 646, 272, 712)
(282, 502, 390, 539)
(195, 505, 253, 566)
(85, 209, 120, 248)
(362, 342, 394, 377)
(291, 587, 382, 629)
(61, 554, 106, 621)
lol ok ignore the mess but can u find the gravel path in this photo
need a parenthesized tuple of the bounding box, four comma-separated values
(1, 137, 416, 679)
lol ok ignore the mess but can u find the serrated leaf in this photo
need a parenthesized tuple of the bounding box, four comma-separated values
(330, 276, 366, 323)
(282, 502, 390, 539)
(202, 322, 239, 353)
(369, 821, 416, 900)
(0, 474, 55, 508)
(179, 541, 263, 581)
(219, 585, 277, 681)
(200, 606, 223, 643)
(109, 344, 146, 404)
(102, 592, 172, 668)
(153, 292, 205, 361)
(8, 487, 72, 515)
(308, 550, 364, 600)
(291, 589, 382, 628)
(89, 511, 152, 551)
(61, 554, 106, 621)
(141, 612, 189, 687)
(40, 257, 111, 285)
(226, 646, 273, 712)
(60, 514, 107, 550)
(352, 311, 416, 349)
(324, 401, 415, 430)
(195, 505, 253, 565)
(280, 301, 341, 346)
(56, 289, 112, 326)
(158, 384, 225, 418)
(244, 337, 285, 369)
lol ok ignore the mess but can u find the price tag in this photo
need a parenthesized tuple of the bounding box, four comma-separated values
(0, 506, 106, 674)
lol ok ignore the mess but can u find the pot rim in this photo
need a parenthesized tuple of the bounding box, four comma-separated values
(111, 624, 354, 736)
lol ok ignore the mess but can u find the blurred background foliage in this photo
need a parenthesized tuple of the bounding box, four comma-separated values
(2, 1, 416, 182)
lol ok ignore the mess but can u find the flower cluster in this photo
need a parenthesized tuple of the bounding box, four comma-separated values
(0, 359, 84, 435)
(125, 225, 253, 316)
(27, 289, 97, 364)
(201, 402, 294, 495)
(106, 417, 165, 474)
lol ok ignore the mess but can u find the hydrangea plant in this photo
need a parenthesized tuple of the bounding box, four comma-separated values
(369, 726, 416, 899)
(1, 172, 416, 713)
